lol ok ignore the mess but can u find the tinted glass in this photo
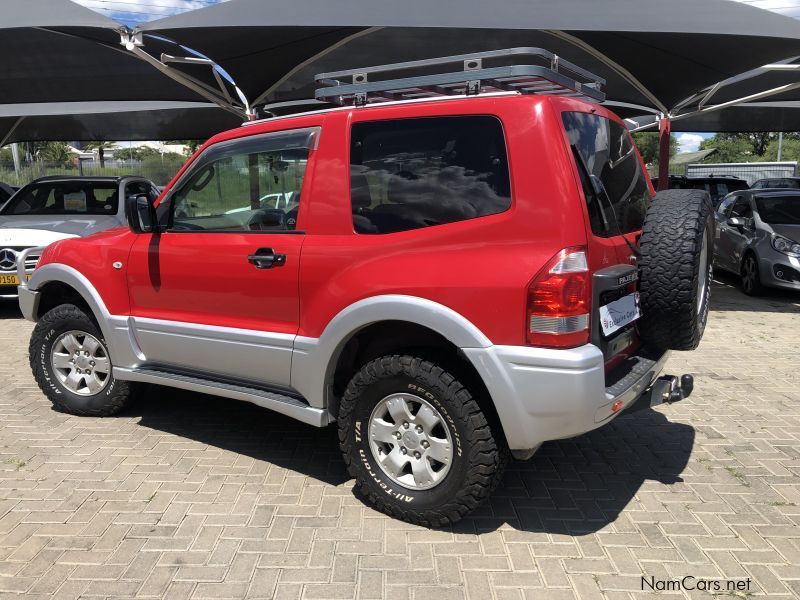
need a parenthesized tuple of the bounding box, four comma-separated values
(763, 178, 800, 189)
(755, 195, 800, 224)
(730, 197, 752, 219)
(349, 116, 511, 234)
(718, 195, 737, 216)
(170, 130, 315, 232)
(563, 112, 651, 236)
(2, 181, 118, 215)
(125, 180, 156, 202)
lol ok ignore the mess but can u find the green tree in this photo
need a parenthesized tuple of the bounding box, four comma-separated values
(36, 142, 76, 167)
(631, 132, 677, 167)
(170, 139, 204, 155)
(84, 141, 116, 168)
(126, 146, 163, 162)
(698, 132, 781, 163)
(759, 137, 800, 162)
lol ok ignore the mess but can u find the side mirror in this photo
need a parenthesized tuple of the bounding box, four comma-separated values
(726, 216, 746, 230)
(126, 194, 157, 234)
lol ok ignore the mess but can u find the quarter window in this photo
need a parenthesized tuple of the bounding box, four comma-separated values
(169, 129, 316, 232)
(563, 112, 651, 236)
(349, 116, 511, 234)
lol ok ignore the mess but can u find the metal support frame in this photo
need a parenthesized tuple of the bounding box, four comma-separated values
(543, 29, 669, 114)
(120, 30, 249, 119)
(0, 117, 25, 147)
(252, 27, 384, 106)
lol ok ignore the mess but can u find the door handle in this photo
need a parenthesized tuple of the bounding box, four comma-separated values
(247, 248, 286, 269)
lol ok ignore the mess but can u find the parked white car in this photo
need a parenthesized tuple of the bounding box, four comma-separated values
(0, 176, 159, 297)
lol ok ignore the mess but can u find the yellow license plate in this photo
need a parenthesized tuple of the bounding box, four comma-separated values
(0, 274, 30, 286)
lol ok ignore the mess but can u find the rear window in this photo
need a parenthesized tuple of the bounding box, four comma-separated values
(562, 112, 651, 236)
(2, 181, 118, 216)
(349, 116, 511, 234)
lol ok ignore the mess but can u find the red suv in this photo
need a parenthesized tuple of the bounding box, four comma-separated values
(17, 50, 713, 525)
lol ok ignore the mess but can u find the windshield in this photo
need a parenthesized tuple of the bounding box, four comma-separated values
(755, 195, 800, 225)
(1, 181, 118, 216)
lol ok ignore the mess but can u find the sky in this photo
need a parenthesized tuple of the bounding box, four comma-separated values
(73, 0, 800, 153)
(73, 0, 228, 27)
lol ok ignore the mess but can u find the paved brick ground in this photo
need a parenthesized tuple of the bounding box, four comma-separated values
(0, 275, 798, 599)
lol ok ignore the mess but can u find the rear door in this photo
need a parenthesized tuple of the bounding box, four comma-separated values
(562, 111, 651, 364)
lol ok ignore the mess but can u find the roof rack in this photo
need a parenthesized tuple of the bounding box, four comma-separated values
(315, 47, 605, 107)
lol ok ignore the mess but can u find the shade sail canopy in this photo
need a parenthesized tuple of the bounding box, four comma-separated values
(0, 0, 216, 107)
(0, 101, 242, 143)
(139, 0, 800, 114)
(629, 102, 800, 133)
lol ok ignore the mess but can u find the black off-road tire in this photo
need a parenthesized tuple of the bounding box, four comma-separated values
(338, 355, 508, 527)
(29, 304, 136, 416)
(638, 189, 714, 351)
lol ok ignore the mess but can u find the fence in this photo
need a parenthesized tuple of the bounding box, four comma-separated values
(0, 158, 187, 189)
(648, 161, 798, 185)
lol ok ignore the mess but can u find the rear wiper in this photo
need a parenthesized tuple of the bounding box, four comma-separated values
(571, 144, 640, 259)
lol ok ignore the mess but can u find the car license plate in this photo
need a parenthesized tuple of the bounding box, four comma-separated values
(0, 274, 30, 286)
(599, 292, 640, 336)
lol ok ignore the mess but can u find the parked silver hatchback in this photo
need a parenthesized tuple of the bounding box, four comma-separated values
(715, 190, 800, 295)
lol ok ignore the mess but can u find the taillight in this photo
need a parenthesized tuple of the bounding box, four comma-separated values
(526, 246, 591, 348)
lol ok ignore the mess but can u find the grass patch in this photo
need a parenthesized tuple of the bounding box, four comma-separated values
(2, 457, 27, 471)
(724, 466, 750, 487)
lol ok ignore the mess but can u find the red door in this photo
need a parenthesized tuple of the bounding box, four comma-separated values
(124, 127, 318, 386)
(126, 231, 304, 333)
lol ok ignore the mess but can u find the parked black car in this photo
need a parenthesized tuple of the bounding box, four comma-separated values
(651, 175, 748, 207)
(750, 177, 800, 190)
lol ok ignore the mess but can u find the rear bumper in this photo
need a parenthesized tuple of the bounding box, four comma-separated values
(463, 342, 686, 458)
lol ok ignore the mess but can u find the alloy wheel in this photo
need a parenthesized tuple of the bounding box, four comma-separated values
(50, 330, 111, 396)
(368, 393, 454, 490)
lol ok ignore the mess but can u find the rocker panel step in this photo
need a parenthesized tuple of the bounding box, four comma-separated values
(114, 367, 332, 427)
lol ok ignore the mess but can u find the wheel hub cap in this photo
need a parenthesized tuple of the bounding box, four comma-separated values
(50, 330, 111, 396)
(368, 392, 454, 491)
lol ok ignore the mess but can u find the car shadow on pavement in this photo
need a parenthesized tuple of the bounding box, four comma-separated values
(0, 300, 22, 319)
(129, 386, 350, 488)
(460, 409, 694, 534)
(127, 384, 693, 534)
(710, 273, 800, 313)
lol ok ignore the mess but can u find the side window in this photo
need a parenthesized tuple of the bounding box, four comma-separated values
(730, 197, 752, 218)
(349, 116, 511, 234)
(751, 180, 765, 189)
(563, 112, 651, 237)
(718, 195, 737, 216)
(169, 128, 316, 232)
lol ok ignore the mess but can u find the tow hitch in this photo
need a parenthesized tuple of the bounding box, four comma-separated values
(624, 374, 694, 414)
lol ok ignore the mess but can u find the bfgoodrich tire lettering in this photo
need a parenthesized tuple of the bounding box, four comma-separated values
(338, 355, 508, 527)
(29, 304, 136, 416)
(638, 189, 714, 351)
